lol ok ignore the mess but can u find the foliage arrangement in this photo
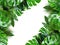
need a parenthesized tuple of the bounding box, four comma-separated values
(0, 0, 41, 45)
(26, 0, 60, 45)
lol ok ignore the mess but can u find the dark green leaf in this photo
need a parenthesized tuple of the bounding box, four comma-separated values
(11, 19, 14, 27)
(44, 16, 49, 24)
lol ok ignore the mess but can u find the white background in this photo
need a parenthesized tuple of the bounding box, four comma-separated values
(8, 0, 48, 45)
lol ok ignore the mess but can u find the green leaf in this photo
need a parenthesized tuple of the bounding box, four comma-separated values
(0, 10, 11, 27)
(44, 16, 49, 24)
(25, 43, 30, 45)
(25, 38, 39, 45)
(48, 0, 60, 11)
(26, 0, 41, 7)
(48, 14, 60, 30)
(0, 0, 41, 27)
(0, 27, 13, 36)
(0, 30, 8, 45)
(44, 5, 59, 13)
(44, 5, 53, 10)
(3, 29, 14, 36)
(11, 19, 14, 27)
(15, 9, 23, 16)
(35, 0, 41, 3)
(42, 33, 60, 45)
(0, 0, 41, 45)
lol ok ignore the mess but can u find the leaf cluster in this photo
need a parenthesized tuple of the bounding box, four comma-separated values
(26, 0, 60, 45)
(0, 0, 41, 45)
(0, 0, 41, 27)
